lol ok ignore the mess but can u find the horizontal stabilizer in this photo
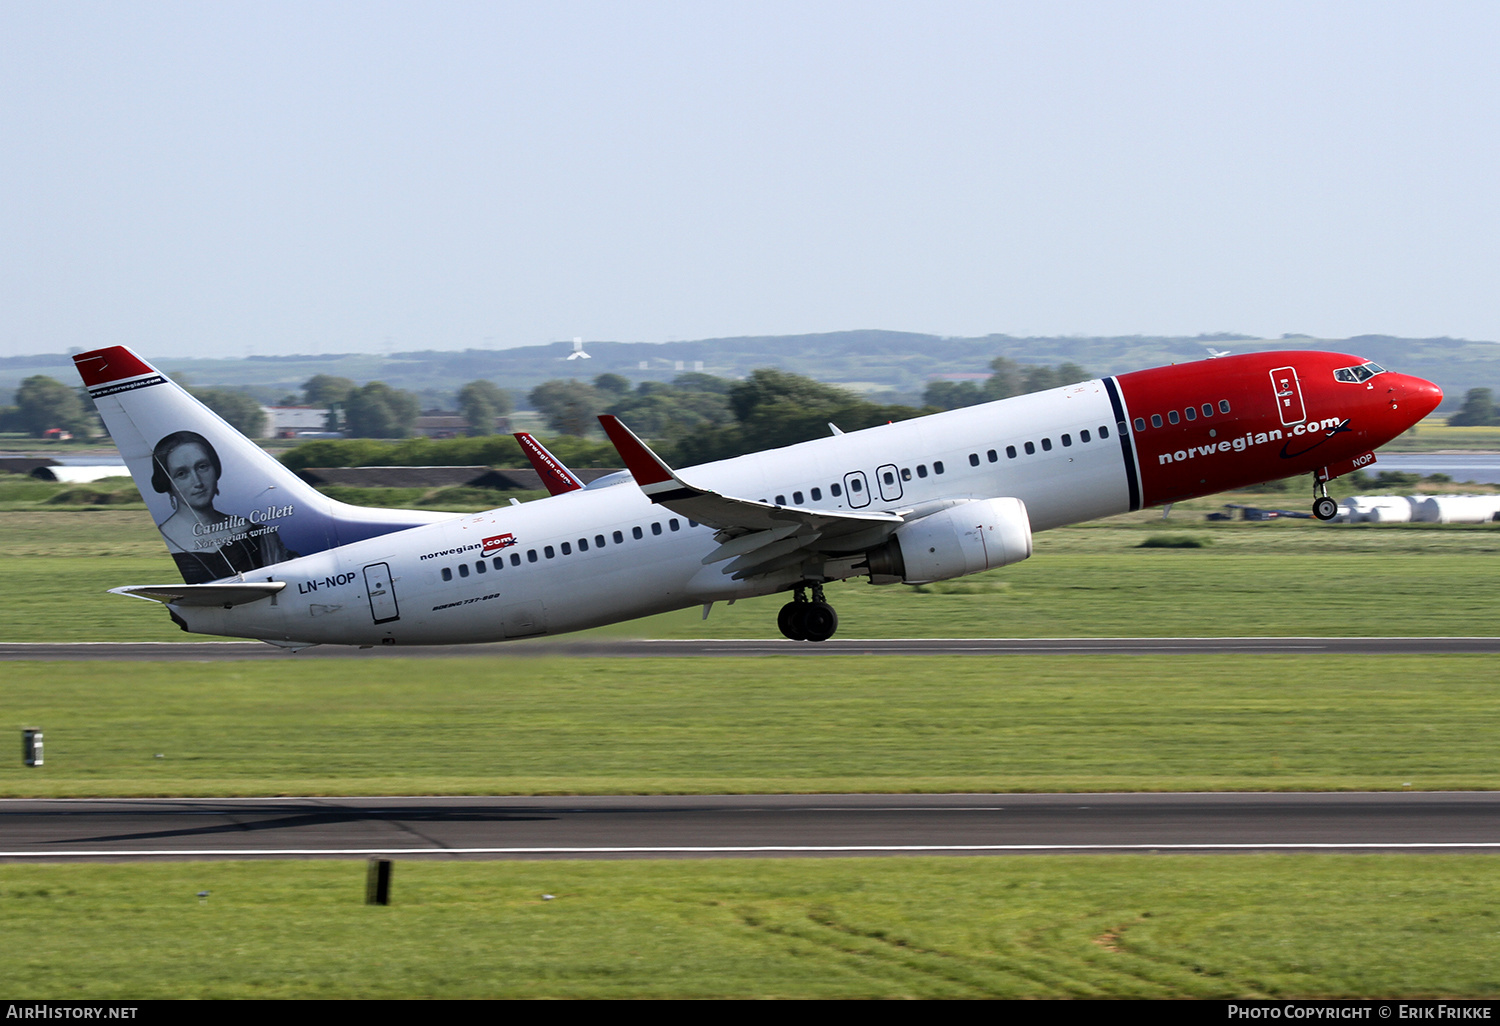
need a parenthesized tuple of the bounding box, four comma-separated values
(110, 582, 287, 607)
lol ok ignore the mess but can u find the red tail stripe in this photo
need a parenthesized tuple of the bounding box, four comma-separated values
(72, 347, 156, 387)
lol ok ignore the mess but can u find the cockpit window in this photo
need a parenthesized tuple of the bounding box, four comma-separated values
(1334, 362, 1384, 383)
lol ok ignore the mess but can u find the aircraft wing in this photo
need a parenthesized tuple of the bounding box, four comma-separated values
(598, 415, 902, 579)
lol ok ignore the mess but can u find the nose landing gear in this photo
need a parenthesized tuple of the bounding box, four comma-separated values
(777, 582, 839, 642)
(1312, 478, 1339, 521)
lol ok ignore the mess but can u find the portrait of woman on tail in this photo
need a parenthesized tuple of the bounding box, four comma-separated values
(151, 431, 294, 584)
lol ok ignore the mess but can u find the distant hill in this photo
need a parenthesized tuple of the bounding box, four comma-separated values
(5, 332, 1496, 411)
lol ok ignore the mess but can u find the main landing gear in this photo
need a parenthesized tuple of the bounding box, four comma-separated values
(778, 582, 839, 643)
(1312, 478, 1339, 521)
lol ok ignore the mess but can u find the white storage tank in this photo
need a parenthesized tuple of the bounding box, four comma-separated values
(1414, 496, 1500, 524)
(1340, 496, 1418, 523)
(1365, 499, 1415, 523)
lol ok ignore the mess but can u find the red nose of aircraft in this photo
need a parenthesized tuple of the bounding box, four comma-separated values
(1391, 374, 1444, 423)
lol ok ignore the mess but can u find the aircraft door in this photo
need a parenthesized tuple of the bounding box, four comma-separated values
(362, 562, 400, 625)
(1270, 366, 1307, 426)
(876, 464, 903, 502)
(843, 470, 871, 508)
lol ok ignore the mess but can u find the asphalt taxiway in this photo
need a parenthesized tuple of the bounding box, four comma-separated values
(3, 792, 1498, 861)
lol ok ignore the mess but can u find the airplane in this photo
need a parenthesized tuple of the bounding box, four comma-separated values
(73, 346, 1442, 648)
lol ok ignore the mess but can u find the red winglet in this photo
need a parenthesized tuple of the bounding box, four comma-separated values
(515, 432, 584, 495)
(73, 346, 156, 387)
(597, 415, 675, 486)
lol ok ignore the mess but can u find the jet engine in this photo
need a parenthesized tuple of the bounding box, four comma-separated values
(862, 497, 1032, 585)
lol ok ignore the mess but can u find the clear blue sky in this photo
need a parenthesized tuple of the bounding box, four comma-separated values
(3, 1, 1498, 358)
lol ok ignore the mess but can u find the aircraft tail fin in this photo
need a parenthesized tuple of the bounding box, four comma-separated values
(74, 346, 455, 584)
(514, 431, 585, 495)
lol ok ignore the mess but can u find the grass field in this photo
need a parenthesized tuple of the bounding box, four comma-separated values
(1379, 420, 1500, 451)
(3, 492, 1499, 998)
(3, 856, 1498, 998)
(4, 500, 1499, 642)
(4, 654, 1496, 796)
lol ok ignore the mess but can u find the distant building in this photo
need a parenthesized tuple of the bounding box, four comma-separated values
(261, 406, 332, 439)
(412, 410, 512, 439)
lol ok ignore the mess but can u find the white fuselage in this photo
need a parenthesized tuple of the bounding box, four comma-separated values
(179, 382, 1131, 646)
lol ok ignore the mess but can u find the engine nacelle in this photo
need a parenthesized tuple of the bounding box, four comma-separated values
(863, 497, 1033, 585)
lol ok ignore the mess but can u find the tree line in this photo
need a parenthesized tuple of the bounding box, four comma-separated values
(1448, 388, 1500, 427)
(6, 360, 1088, 448)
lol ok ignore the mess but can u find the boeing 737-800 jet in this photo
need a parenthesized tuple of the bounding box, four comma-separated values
(74, 346, 1441, 647)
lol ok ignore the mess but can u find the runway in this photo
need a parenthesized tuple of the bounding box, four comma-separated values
(3, 792, 1499, 861)
(4, 636, 1500, 660)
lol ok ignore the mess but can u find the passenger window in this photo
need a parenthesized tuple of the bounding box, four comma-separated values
(1024, 441, 1035, 455)
(987, 449, 998, 462)
(968, 453, 979, 467)
(775, 495, 786, 505)
(493, 558, 504, 570)
(613, 531, 623, 544)
(811, 488, 822, 501)
(688, 520, 698, 528)
(831, 483, 842, 497)
(632, 527, 643, 540)
(459, 564, 470, 578)
(510, 553, 521, 566)
(793, 491, 804, 503)
(1219, 400, 1231, 413)
(901, 468, 912, 481)
(669, 519, 680, 531)
(1041, 438, 1052, 451)
(1168, 410, 1179, 424)
(1080, 429, 1091, 443)
(851, 478, 863, 492)
(441, 567, 452, 582)
(934, 461, 944, 474)
(1100, 425, 1110, 438)
(651, 522, 662, 535)
(544, 545, 555, 559)
(560, 542, 571, 555)
(578, 538, 588, 551)
(1151, 414, 1163, 428)
(917, 465, 928, 478)
(595, 535, 606, 547)
(1061, 434, 1072, 447)
(476, 561, 486, 573)
(1006, 445, 1017, 458)
(1134, 417, 1145, 431)
(1202, 404, 1213, 417)
(883, 471, 895, 484)
(1184, 406, 1196, 421)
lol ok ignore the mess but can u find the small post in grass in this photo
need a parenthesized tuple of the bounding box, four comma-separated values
(366, 858, 392, 905)
(22, 728, 42, 767)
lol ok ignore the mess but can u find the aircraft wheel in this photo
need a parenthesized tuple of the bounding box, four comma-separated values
(777, 601, 808, 641)
(802, 602, 838, 643)
(1312, 496, 1338, 521)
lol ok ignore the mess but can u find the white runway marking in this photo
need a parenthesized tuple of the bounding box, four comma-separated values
(5, 842, 1500, 858)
